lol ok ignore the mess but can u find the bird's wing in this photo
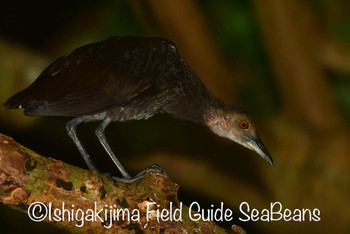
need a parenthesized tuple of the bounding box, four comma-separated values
(4, 37, 184, 117)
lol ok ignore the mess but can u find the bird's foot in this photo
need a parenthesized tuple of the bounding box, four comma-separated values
(134, 163, 163, 178)
(100, 164, 163, 183)
(99, 172, 135, 183)
(100, 172, 117, 181)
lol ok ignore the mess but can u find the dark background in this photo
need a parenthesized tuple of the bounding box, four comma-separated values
(0, 0, 349, 233)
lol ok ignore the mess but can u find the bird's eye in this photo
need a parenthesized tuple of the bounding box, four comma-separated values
(239, 120, 249, 129)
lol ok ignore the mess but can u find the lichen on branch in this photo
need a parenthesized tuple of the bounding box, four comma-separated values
(0, 133, 243, 233)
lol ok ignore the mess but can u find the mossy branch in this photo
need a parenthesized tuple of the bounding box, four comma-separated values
(0, 133, 244, 233)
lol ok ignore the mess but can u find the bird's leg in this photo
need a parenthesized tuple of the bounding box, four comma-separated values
(66, 117, 98, 172)
(95, 117, 132, 180)
(67, 117, 162, 183)
(96, 118, 163, 183)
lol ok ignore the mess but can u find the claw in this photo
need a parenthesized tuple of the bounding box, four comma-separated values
(100, 164, 163, 183)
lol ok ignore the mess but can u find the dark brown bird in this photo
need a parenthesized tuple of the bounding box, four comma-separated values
(4, 37, 273, 182)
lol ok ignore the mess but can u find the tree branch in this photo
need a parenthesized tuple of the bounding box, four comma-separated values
(317, 38, 350, 75)
(252, 0, 342, 131)
(0, 133, 244, 233)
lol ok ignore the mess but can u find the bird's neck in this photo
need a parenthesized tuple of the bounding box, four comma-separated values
(202, 97, 226, 125)
(177, 95, 226, 124)
(202, 98, 236, 140)
(161, 91, 220, 123)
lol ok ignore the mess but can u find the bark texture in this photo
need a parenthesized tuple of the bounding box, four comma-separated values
(0, 133, 245, 233)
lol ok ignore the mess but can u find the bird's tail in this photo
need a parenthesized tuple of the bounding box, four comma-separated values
(3, 89, 30, 109)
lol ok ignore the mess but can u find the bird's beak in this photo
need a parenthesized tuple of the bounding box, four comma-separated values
(247, 137, 274, 166)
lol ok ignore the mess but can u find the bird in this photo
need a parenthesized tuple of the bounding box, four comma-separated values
(4, 36, 273, 182)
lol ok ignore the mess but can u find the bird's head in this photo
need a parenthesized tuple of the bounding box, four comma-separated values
(206, 104, 273, 166)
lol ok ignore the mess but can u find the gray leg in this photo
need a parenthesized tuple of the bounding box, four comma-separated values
(66, 117, 97, 171)
(95, 117, 132, 180)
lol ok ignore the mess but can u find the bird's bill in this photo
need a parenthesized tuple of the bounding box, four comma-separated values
(247, 137, 274, 166)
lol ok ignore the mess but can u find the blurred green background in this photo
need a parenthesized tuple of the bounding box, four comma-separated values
(1, 0, 350, 233)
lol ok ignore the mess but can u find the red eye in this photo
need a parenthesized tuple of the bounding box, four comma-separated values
(239, 120, 249, 129)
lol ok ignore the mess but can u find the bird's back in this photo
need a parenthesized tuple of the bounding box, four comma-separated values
(4, 37, 211, 121)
